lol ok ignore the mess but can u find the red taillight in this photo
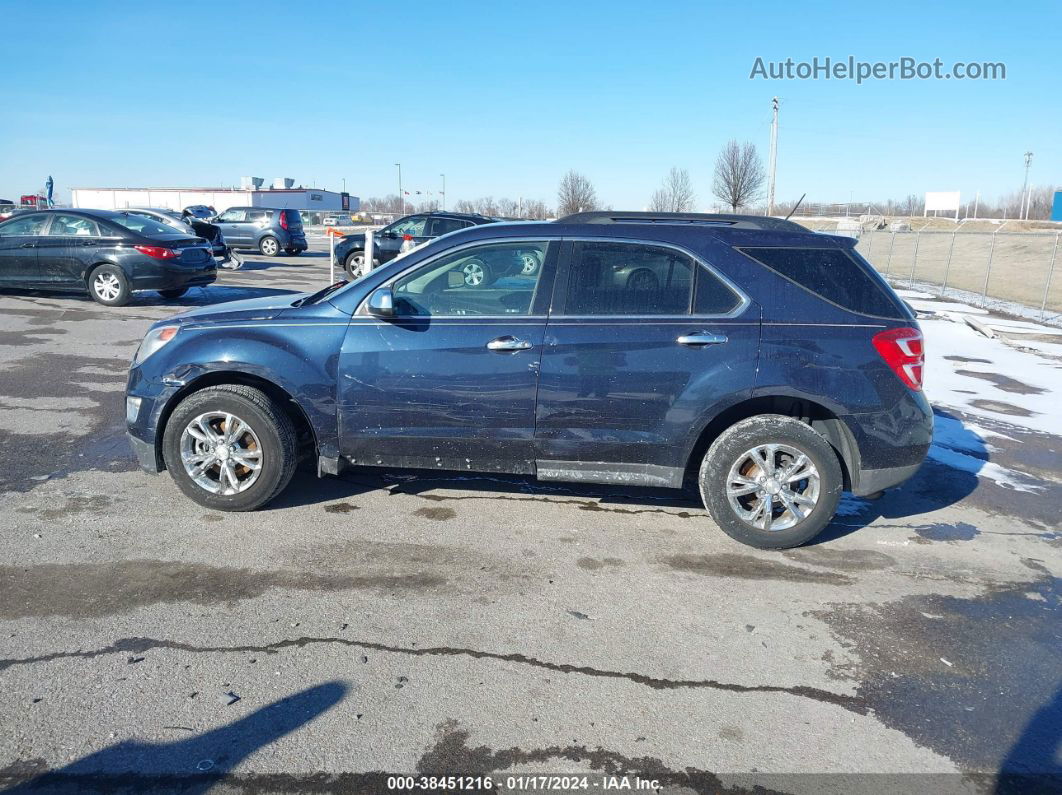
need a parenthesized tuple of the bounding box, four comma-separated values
(279, 210, 289, 230)
(133, 245, 177, 260)
(872, 327, 924, 391)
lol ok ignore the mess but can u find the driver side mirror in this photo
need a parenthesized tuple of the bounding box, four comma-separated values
(366, 287, 395, 318)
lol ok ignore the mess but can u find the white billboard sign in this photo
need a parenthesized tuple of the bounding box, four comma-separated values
(924, 191, 961, 218)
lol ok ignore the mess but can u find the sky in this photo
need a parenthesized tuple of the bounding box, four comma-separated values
(1, 0, 1058, 210)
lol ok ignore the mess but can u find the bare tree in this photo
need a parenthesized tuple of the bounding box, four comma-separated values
(360, 195, 404, 214)
(522, 199, 551, 220)
(648, 167, 696, 212)
(497, 198, 521, 218)
(453, 199, 477, 214)
(712, 141, 765, 212)
(557, 171, 598, 217)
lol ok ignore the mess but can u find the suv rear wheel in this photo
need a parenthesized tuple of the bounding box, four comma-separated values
(162, 384, 297, 511)
(259, 236, 280, 257)
(698, 415, 842, 549)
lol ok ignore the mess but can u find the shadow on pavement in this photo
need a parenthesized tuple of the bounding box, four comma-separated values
(995, 681, 1062, 794)
(2, 682, 348, 793)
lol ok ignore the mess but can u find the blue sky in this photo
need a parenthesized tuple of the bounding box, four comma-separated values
(1, 0, 1058, 209)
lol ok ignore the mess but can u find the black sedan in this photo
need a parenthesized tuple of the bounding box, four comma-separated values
(0, 209, 216, 306)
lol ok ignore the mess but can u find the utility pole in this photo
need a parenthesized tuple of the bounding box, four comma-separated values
(1020, 151, 1033, 220)
(440, 173, 446, 211)
(395, 163, 403, 214)
(973, 190, 980, 219)
(765, 96, 779, 216)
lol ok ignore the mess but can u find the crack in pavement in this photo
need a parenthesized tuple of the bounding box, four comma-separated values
(0, 634, 866, 714)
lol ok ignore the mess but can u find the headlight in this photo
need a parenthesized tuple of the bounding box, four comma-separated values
(134, 325, 179, 365)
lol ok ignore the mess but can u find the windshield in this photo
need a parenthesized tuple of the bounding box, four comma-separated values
(111, 213, 185, 237)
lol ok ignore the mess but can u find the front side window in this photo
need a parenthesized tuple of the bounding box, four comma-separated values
(0, 214, 47, 236)
(388, 216, 428, 237)
(391, 241, 552, 317)
(46, 214, 100, 236)
(566, 241, 695, 315)
(217, 208, 247, 223)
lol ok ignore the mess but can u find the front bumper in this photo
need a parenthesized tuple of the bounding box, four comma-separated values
(128, 431, 161, 473)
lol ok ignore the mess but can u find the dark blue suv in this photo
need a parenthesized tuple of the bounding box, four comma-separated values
(125, 212, 931, 548)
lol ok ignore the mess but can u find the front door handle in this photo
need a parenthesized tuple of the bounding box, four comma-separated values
(487, 335, 533, 352)
(677, 331, 728, 346)
(20, 242, 36, 248)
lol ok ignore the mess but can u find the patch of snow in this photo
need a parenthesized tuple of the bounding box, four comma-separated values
(926, 443, 1042, 493)
(922, 317, 1062, 437)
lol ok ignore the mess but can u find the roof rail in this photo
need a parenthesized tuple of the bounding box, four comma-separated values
(556, 211, 809, 233)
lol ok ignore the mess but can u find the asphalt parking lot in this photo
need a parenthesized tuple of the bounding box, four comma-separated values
(0, 242, 1059, 793)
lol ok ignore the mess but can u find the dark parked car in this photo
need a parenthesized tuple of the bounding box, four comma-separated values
(0, 208, 216, 306)
(335, 211, 498, 278)
(123, 208, 228, 260)
(212, 206, 307, 256)
(126, 211, 931, 549)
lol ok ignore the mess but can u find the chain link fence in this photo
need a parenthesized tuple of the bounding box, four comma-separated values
(852, 230, 1061, 319)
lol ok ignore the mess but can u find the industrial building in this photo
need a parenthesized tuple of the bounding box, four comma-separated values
(70, 177, 358, 217)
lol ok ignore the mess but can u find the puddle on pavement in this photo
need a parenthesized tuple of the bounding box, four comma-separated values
(913, 522, 980, 542)
(0, 560, 446, 618)
(955, 370, 1047, 395)
(969, 399, 1035, 417)
(660, 553, 854, 585)
(414, 507, 457, 521)
(782, 547, 896, 571)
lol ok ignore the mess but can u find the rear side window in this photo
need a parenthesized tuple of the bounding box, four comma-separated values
(566, 241, 694, 315)
(428, 218, 468, 236)
(740, 246, 904, 318)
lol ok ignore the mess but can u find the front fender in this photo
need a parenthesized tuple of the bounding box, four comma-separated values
(133, 312, 349, 462)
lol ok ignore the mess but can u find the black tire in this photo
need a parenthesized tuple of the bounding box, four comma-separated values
(344, 251, 365, 279)
(259, 236, 281, 257)
(87, 264, 131, 307)
(162, 384, 298, 512)
(698, 414, 843, 549)
(285, 248, 301, 256)
(158, 287, 189, 300)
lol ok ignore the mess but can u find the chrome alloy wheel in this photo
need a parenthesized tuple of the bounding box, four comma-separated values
(180, 411, 263, 495)
(462, 259, 486, 286)
(93, 272, 121, 302)
(725, 443, 820, 532)
(519, 252, 540, 275)
(260, 237, 279, 256)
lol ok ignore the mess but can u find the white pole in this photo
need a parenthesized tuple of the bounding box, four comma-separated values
(329, 233, 335, 283)
(765, 96, 779, 216)
(364, 228, 374, 275)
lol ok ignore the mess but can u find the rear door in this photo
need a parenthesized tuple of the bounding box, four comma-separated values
(377, 215, 428, 262)
(535, 239, 760, 488)
(0, 213, 48, 287)
(37, 213, 103, 285)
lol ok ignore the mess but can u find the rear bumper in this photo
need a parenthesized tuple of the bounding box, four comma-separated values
(852, 461, 924, 495)
(131, 265, 216, 291)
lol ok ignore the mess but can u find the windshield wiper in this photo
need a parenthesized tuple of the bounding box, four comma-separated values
(292, 281, 347, 307)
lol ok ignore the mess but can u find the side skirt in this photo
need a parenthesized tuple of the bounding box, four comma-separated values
(535, 460, 684, 489)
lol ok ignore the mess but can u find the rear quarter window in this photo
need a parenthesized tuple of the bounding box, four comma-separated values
(739, 246, 905, 318)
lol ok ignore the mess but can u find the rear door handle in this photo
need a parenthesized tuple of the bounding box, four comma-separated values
(487, 335, 533, 352)
(677, 331, 728, 346)
(20, 242, 36, 248)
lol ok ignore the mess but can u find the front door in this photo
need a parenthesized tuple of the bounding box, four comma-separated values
(0, 213, 47, 287)
(535, 239, 760, 488)
(36, 213, 102, 285)
(214, 208, 249, 246)
(375, 215, 429, 263)
(337, 238, 558, 471)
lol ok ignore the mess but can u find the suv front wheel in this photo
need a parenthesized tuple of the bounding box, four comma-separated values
(162, 384, 297, 511)
(699, 415, 842, 549)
